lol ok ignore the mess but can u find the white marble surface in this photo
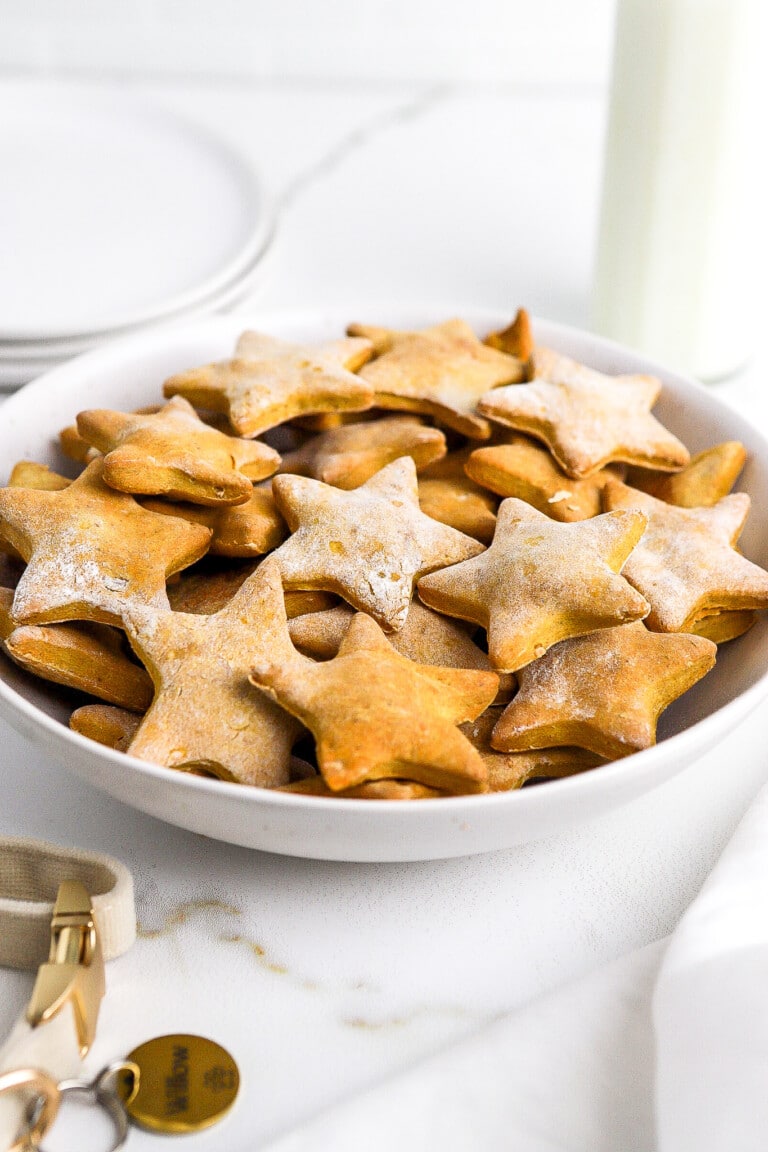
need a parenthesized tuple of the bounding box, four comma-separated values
(1, 76, 768, 1150)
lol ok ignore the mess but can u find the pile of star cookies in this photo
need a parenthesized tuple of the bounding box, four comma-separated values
(2, 309, 767, 800)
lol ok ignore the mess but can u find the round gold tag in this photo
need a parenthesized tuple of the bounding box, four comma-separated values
(123, 1034, 239, 1134)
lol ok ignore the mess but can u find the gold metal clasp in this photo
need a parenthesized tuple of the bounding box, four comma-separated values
(25, 880, 105, 1058)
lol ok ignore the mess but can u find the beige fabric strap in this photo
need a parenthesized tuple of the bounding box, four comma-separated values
(0, 838, 136, 1149)
(0, 836, 136, 970)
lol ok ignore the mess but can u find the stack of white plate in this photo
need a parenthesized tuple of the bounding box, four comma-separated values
(0, 85, 275, 390)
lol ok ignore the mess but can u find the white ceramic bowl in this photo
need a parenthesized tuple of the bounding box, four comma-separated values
(1, 308, 768, 861)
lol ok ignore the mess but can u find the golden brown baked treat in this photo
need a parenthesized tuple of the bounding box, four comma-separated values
(166, 561, 260, 614)
(77, 396, 280, 505)
(418, 498, 649, 672)
(279, 416, 447, 489)
(624, 442, 747, 507)
(460, 708, 606, 790)
(287, 598, 513, 702)
(490, 621, 717, 759)
(122, 559, 302, 787)
(271, 456, 484, 632)
(167, 561, 337, 619)
(484, 308, 535, 370)
(2, 462, 73, 561)
(250, 605, 499, 794)
(466, 435, 622, 522)
(8, 461, 71, 491)
(602, 480, 768, 632)
(477, 349, 690, 478)
(0, 587, 152, 710)
(687, 609, 756, 645)
(347, 318, 525, 439)
(59, 424, 99, 464)
(142, 484, 287, 558)
(70, 704, 143, 751)
(279, 776, 446, 799)
(418, 447, 502, 545)
(0, 458, 211, 627)
(163, 331, 375, 437)
(417, 476, 498, 545)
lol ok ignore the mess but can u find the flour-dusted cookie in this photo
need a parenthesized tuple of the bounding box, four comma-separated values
(250, 610, 499, 793)
(490, 621, 717, 759)
(2, 463, 72, 560)
(347, 318, 525, 439)
(163, 331, 375, 438)
(477, 349, 690, 478)
(77, 395, 280, 506)
(602, 479, 768, 631)
(460, 708, 606, 790)
(624, 442, 747, 507)
(122, 558, 302, 787)
(70, 704, 143, 751)
(287, 598, 513, 702)
(271, 456, 484, 632)
(142, 484, 287, 558)
(279, 416, 447, 489)
(418, 498, 649, 672)
(0, 587, 152, 710)
(466, 435, 623, 522)
(0, 459, 211, 627)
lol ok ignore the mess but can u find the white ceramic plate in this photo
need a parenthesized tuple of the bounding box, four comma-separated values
(0, 85, 272, 341)
(1, 308, 768, 862)
(0, 230, 276, 391)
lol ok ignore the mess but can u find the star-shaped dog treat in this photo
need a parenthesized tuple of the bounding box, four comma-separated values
(466, 435, 623, 522)
(1, 461, 72, 561)
(0, 587, 152, 710)
(602, 479, 768, 631)
(70, 704, 143, 752)
(122, 558, 302, 786)
(250, 609, 499, 793)
(279, 416, 447, 490)
(624, 442, 747, 508)
(417, 498, 649, 672)
(76, 396, 280, 505)
(477, 350, 690, 478)
(163, 331, 375, 438)
(270, 456, 484, 631)
(490, 622, 717, 759)
(483, 308, 536, 369)
(460, 708, 606, 791)
(142, 483, 287, 557)
(347, 318, 525, 439)
(0, 459, 211, 626)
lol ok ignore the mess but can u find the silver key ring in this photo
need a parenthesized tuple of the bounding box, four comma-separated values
(36, 1062, 140, 1152)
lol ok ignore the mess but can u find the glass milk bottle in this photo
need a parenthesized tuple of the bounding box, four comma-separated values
(592, 0, 757, 381)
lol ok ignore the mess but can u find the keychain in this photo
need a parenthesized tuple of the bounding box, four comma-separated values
(2, 1036, 239, 1151)
(3, 1035, 239, 1151)
(0, 840, 239, 1151)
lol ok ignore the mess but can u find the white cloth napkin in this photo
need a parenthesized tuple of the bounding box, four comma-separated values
(265, 782, 768, 1152)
